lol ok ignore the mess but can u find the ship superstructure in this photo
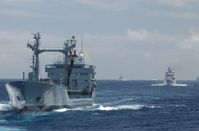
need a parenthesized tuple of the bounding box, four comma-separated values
(164, 66, 175, 86)
(151, 66, 187, 87)
(5, 33, 96, 111)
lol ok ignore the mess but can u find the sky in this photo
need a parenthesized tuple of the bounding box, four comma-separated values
(0, 0, 199, 80)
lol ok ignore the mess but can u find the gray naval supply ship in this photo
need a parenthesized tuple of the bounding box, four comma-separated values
(5, 33, 96, 111)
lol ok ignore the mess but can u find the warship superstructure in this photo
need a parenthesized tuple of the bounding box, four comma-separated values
(151, 66, 187, 87)
(164, 66, 176, 86)
(5, 33, 96, 111)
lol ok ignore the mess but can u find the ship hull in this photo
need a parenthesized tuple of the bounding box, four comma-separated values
(165, 80, 176, 86)
(5, 81, 95, 111)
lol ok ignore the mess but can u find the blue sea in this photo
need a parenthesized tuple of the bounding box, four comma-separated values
(0, 80, 199, 131)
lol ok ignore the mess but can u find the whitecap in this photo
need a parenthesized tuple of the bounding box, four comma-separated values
(147, 105, 161, 109)
(98, 105, 117, 111)
(0, 103, 12, 111)
(53, 108, 69, 112)
(54, 104, 160, 112)
(0, 127, 25, 131)
(172, 84, 187, 87)
(151, 83, 187, 87)
(53, 106, 91, 112)
(111, 98, 135, 105)
(97, 104, 147, 111)
(116, 104, 145, 110)
(151, 83, 166, 86)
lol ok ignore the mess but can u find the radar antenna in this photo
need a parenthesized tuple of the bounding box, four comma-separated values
(81, 33, 83, 53)
(27, 32, 41, 82)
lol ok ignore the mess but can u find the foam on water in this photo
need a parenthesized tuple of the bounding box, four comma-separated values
(151, 83, 166, 86)
(0, 103, 12, 111)
(101, 98, 135, 106)
(53, 106, 89, 112)
(98, 104, 144, 111)
(54, 108, 69, 112)
(151, 83, 187, 87)
(0, 127, 25, 131)
(53, 104, 160, 112)
(98, 105, 117, 111)
(172, 84, 187, 87)
(0, 80, 197, 131)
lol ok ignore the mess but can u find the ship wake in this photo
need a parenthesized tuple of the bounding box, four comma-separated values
(0, 102, 12, 111)
(151, 83, 187, 87)
(53, 103, 160, 112)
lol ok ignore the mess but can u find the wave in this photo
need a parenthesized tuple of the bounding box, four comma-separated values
(0, 101, 161, 113)
(0, 103, 12, 111)
(98, 104, 145, 111)
(102, 98, 135, 105)
(0, 127, 25, 131)
(54, 108, 69, 112)
(2, 103, 183, 113)
(53, 105, 96, 112)
(53, 104, 160, 112)
(151, 83, 166, 86)
(151, 83, 187, 87)
(172, 84, 187, 87)
(53, 107, 87, 112)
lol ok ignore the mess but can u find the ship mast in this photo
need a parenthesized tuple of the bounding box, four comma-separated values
(27, 33, 77, 87)
(34, 33, 40, 82)
(64, 36, 76, 87)
(81, 33, 83, 53)
(27, 32, 41, 82)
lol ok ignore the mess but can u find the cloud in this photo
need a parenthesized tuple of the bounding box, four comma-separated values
(83, 29, 177, 49)
(180, 29, 199, 49)
(0, 0, 71, 18)
(148, 10, 199, 21)
(83, 30, 183, 79)
(74, 0, 199, 11)
(150, 0, 199, 7)
(74, 0, 141, 11)
(127, 29, 147, 41)
(80, 29, 180, 74)
(0, 29, 198, 79)
(0, 0, 42, 18)
(144, 0, 199, 22)
(0, 0, 36, 5)
(144, 52, 152, 60)
(0, 9, 37, 18)
(0, 30, 68, 78)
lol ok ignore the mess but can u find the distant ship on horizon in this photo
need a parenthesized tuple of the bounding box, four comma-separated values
(119, 76, 123, 81)
(196, 76, 199, 81)
(164, 66, 176, 86)
(152, 66, 187, 87)
(118, 75, 127, 81)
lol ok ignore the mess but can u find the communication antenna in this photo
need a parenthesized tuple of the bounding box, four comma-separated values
(81, 33, 83, 53)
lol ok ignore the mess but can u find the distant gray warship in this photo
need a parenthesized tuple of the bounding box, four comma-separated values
(152, 66, 187, 87)
(6, 33, 96, 111)
(164, 66, 176, 86)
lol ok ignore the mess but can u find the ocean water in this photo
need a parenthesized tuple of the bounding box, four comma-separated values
(0, 80, 199, 131)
